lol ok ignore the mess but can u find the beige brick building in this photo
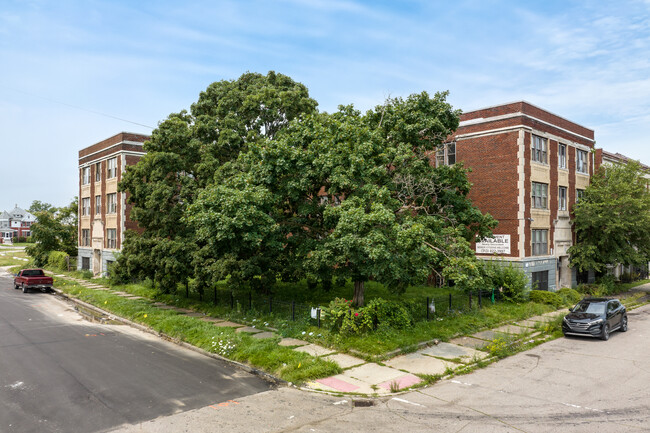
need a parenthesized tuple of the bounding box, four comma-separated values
(77, 132, 148, 275)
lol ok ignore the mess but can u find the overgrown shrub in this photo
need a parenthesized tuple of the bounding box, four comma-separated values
(47, 251, 69, 272)
(481, 260, 529, 302)
(324, 297, 414, 335)
(596, 274, 617, 295)
(575, 283, 599, 296)
(16, 236, 27, 243)
(557, 287, 582, 306)
(528, 290, 563, 308)
(365, 298, 413, 330)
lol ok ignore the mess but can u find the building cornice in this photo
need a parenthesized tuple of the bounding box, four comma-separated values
(459, 112, 595, 144)
(79, 149, 146, 168)
(456, 124, 594, 152)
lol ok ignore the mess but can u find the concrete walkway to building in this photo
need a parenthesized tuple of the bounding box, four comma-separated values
(46, 272, 568, 396)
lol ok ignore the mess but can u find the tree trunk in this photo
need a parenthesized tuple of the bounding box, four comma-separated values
(352, 280, 365, 307)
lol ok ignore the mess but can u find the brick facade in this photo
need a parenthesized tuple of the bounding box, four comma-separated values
(450, 101, 595, 290)
(77, 132, 148, 276)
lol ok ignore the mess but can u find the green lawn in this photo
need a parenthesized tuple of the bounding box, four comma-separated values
(0, 250, 30, 267)
(0, 242, 33, 247)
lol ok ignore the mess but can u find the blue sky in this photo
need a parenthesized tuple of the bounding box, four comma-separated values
(2, 0, 650, 212)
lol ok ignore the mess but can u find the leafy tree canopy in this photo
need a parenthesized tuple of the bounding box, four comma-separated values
(569, 160, 650, 273)
(115, 71, 318, 293)
(188, 91, 496, 305)
(28, 200, 54, 214)
(26, 198, 78, 267)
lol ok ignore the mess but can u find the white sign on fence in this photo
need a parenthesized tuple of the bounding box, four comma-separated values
(476, 234, 511, 255)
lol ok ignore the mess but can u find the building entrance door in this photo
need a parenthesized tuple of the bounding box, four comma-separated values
(93, 249, 101, 276)
(558, 255, 571, 288)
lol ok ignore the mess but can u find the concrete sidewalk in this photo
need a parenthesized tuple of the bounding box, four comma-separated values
(46, 272, 565, 396)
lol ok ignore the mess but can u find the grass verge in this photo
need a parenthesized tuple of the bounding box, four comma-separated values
(52, 277, 340, 384)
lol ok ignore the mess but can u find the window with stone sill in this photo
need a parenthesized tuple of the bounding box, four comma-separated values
(558, 143, 567, 169)
(532, 182, 548, 209)
(559, 186, 567, 211)
(576, 149, 588, 174)
(532, 135, 547, 164)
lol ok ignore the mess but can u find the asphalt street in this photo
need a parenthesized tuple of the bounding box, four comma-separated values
(0, 272, 271, 433)
(111, 304, 650, 433)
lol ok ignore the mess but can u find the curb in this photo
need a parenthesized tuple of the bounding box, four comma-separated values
(51, 287, 288, 388)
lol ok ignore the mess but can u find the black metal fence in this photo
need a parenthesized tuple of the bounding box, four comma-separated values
(204, 287, 503, 327)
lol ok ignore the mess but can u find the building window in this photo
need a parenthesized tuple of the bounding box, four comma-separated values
(107, 228, 117, 249)
(107, 157, 117, 179)
(81, 229, 90, 246)
(532, 182, 548, 209)
(558, 144, 567, 169)
(23, 231, 30, 237)
(82, 167, 90, 185)
(559, 186, 567, 211)
(576, 149, 588, 174)
(81, 257, 90, 270)
(81, 197, 90, 216)
(532, 135, 547, 164)
(576, 189, 585, 201)
(95, 162, 101, 182)
(532, 229, 548, 256)
(531, 270, 549, 291)
(436, 142, 456, 167)
(95, 195, 101, 215)
(107, 193, 117, 214)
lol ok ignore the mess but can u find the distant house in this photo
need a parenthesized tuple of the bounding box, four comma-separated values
(0, 205, 37, 243)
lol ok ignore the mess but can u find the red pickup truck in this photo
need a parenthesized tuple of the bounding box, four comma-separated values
(14, 269, 54, 293)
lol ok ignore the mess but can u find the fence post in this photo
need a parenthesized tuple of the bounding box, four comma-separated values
(291, 300, 295, 321)
(449, 293, 452, 312)
(469, 292, 472, 309)
(426, 297, 430, 321)
(317, 308, 321, 328)
(478, 290, 482, 308)
(491, 288, 495, 304)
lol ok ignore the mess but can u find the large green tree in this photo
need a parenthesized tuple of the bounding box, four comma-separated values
(26, 198, 78, 267)
(569, 160, 650, 273)
(188, 92, 496, 305)
(116, 71, 318, 293)
(28, 200, 54, 214)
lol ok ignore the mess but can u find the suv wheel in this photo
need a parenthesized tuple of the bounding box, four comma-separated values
(620, 316, 628, 332)
(21, 284, 28, 293)
(601, 323, 610, 341)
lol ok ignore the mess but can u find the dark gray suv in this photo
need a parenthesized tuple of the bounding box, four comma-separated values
(562, 298, 627, 341)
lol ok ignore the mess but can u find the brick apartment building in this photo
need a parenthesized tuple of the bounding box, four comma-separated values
(77, 132, 149, 276)
(443, 101, 596, 290)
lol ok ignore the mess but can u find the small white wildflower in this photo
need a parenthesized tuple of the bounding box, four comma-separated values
(309, 332, 314, 336)
(301, 331, 306, 335)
